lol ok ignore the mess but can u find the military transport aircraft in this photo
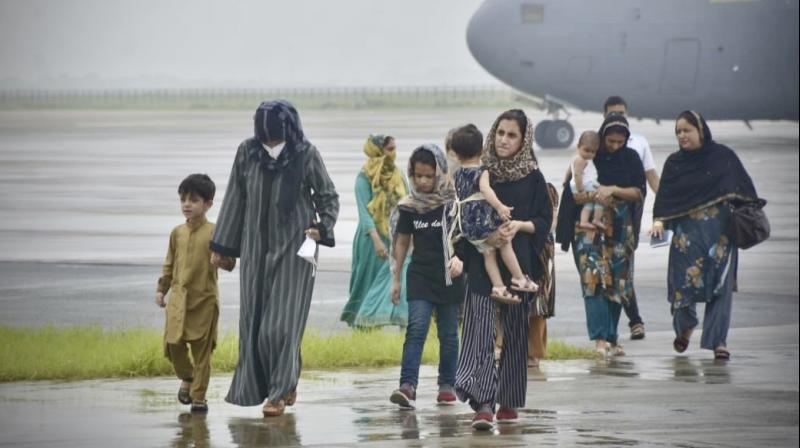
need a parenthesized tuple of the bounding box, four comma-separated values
(466, 0, 800, 147)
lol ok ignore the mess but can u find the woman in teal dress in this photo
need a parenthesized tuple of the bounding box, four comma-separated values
(564, 115, 646, 357)
(341, 134, 410, 328)
(652, 111, 762, 360)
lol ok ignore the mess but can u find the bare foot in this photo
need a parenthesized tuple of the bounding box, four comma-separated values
(578, 222, 597, 230)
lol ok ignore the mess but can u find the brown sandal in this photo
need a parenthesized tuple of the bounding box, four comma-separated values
(283, 390, 297, 407)
(510, 276, 539, 293)
(262, 399, 286, 417)
(490, 287, 521, 305)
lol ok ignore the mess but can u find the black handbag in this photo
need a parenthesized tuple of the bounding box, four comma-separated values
(728, 198, 770, 250)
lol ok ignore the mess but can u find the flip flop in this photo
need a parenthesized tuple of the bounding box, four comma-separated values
(510, 276, 539, 293)
(714, 348, 731, 361)
(673, 336, 690, 353)
(490, 287, 521, 305)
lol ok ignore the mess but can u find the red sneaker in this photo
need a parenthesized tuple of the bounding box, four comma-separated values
(496, 406, 519, 423)
(471, 411, 494, 430)
(389, 383, 416, 410)
(436, 385, 457, 405)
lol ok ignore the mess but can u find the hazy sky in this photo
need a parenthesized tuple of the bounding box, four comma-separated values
(0, 0, 501, 89)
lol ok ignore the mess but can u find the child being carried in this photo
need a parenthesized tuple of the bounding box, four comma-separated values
(568, 130, 606, 231)
(450, 124, 538, 305)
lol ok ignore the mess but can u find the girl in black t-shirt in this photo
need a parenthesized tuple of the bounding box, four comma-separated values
(388, 144, 466, 410)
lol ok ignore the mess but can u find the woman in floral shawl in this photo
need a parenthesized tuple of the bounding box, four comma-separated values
(341, 134, 410, 328)
(652, 110, 761, 361)
(569, 114, 646, 357)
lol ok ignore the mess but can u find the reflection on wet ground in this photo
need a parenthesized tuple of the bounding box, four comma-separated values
(1, 326, 796, 447)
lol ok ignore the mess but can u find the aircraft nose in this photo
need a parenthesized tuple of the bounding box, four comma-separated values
(466, 1, 517, 80)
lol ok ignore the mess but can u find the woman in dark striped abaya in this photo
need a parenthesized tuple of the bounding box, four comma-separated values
(210, 100, 339, 417)
(454, 109, 553, 430)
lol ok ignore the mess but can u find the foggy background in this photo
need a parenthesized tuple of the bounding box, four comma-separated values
(0, 0, 501, 90)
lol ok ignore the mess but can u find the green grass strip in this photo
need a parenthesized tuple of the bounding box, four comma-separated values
(0, 325, 594, 382)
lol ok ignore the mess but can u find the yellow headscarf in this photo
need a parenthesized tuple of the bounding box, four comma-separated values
(362, 134, 407, 238)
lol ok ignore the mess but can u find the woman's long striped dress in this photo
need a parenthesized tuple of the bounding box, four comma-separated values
(212, 138, 339, 406)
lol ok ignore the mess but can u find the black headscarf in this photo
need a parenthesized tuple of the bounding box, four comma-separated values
(248, 100, 307, 214)
(594, 115, 646, 193)
(653, 110, 760, 221)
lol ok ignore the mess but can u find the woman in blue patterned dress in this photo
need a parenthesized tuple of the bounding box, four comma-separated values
(652, 111, 762, 361)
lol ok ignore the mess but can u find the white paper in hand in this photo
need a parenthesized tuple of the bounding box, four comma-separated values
(297, 236, 318, 266)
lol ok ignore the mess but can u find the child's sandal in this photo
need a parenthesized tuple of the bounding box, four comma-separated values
(490, 287, 521, 305)
(190, 400, 208, 413)
(510, 276, 539, 293)
(178, 380, 192, 405)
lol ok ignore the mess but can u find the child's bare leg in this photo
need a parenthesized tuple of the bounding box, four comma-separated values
(579, 205, 596, 230)
(484, 248, 520, 304)
(592, 204, 606, 230)
(500, 243, 539, 293)
(483, 249, 504, 289)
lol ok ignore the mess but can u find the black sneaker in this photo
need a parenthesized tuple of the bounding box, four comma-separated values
(389, 383, 416, 410)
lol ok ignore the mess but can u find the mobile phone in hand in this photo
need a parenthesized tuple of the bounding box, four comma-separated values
(650, 229, 674, 248)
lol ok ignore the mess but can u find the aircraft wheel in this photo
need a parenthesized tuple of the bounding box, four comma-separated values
(544, 120, 574, 149)
(534, 120, 552, 148)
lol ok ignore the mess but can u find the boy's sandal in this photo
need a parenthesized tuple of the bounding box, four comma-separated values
(262, 399, 286, 417)
(283, 389, 297, 407)
(510, 276, 539, 293)
(714, 348, 731, 361)
(490, 287, 521, 305)
(673, 336, 690, 353)
(190, 400, 208, 413)
(178, 381, 192, 405)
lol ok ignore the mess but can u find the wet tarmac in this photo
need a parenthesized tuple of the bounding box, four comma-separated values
(0, 109, 798, 446)
(0, 325, 796, 447)
(0, 109, 797, 338)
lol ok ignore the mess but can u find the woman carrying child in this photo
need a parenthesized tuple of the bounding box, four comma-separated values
(453, 110, 553, 430)
(561, 115, 645, 357)
(450, 124, 538, 304)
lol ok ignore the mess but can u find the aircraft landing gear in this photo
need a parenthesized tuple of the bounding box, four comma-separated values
(534, 119, 574, 149)
(513, 93, 576, 149)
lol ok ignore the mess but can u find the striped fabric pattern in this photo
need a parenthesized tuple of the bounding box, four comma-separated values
(455, 290, 531, 411)
(212, 138, 339, 406)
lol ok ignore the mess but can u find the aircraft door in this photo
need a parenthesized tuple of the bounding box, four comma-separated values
(659, 39, 700, 95)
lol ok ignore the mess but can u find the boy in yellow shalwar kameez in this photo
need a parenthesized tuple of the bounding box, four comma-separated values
(155, 174, 234, 412)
